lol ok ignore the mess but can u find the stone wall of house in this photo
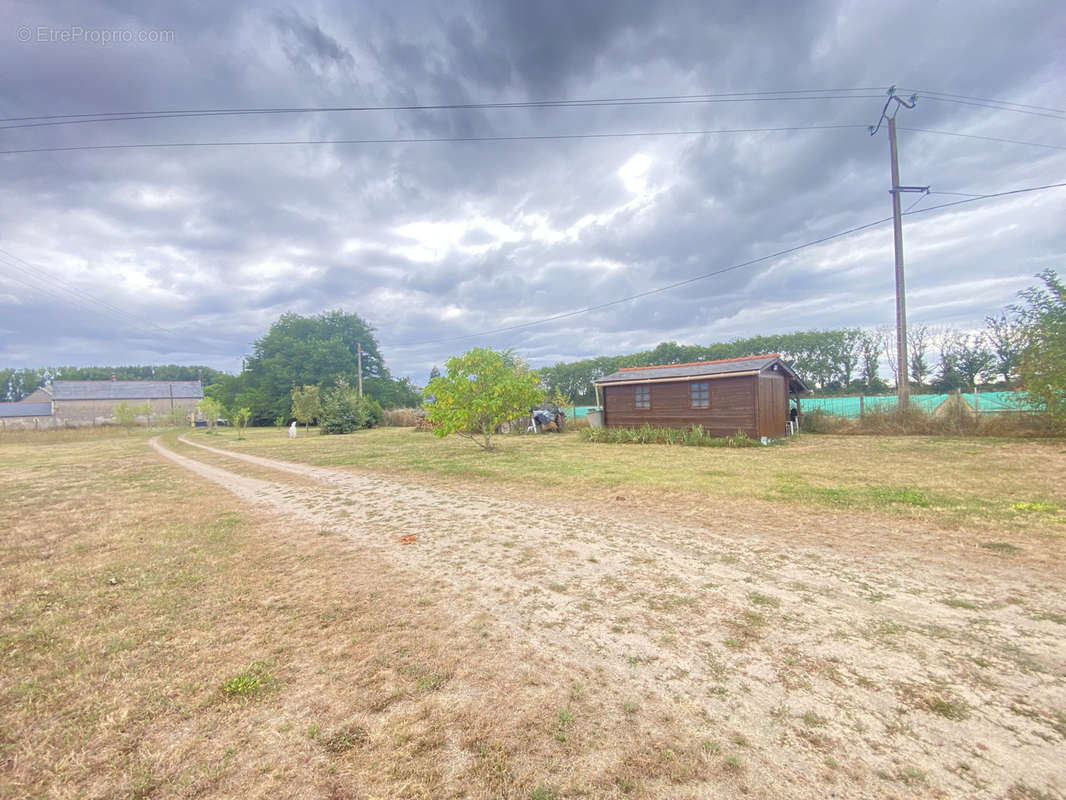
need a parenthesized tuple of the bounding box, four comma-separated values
(0, 415, 57, 431)
(52, 397, 201, 426)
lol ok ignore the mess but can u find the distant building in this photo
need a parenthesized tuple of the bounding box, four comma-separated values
(0, 379, 205, 429)
(0, 401, 54, 430)
(50, 380, 203, 425)
(594, 353, 808, 439)
(19, 387, 54, 403)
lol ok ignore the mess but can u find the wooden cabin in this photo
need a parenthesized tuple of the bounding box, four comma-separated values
(594, 353, 808, 439)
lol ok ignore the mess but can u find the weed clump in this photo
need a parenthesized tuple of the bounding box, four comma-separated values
(324, 725, 368, 752)
(220, 661, 276, 701)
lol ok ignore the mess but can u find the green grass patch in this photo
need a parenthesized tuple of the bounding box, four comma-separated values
(220, 662, 277, 701)
(766, 481, 934, 510)
(922, 694, 970, 721)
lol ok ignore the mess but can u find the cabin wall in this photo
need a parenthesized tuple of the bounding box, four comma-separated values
(602, 375, 758, 437)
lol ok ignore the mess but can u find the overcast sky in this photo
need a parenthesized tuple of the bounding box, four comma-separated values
(1, 1, 1064, 382)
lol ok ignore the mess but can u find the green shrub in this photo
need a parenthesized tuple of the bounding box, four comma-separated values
(319, 379, 383, 435)
(364, 397, 384, 428)
(580, 424, 759, 448)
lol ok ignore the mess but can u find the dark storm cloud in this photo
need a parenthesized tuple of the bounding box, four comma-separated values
(271, 8, 355, 75)
(1, 0, 1064, 381)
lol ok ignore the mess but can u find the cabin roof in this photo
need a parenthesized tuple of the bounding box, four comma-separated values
(595, 353, 808, 392)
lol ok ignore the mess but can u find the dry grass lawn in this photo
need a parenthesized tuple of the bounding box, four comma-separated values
(1, 425, 1064, 799)
(214, 426, 1066, 541)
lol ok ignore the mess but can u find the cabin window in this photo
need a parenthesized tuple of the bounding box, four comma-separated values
(634, 385, 650, 409)
(690, 382, 709, 408)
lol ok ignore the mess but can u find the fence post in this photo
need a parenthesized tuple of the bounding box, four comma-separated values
(974, 384, 980, 413)
(859, 393, 865, 417)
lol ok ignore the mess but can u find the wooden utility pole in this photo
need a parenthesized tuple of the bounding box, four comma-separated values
(357, 342, 363, 397)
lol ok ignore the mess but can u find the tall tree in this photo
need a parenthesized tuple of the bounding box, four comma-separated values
(930, 328, 964, 392)
(907, 324, 931, 388)
(876, 326, 900, 387)
(984, 312, 1025, 384)
(859, 332, 882, 389)
(954, 333, 995, 389)
(1013, 269, 1066, 429)
(237, 310, 410, 423)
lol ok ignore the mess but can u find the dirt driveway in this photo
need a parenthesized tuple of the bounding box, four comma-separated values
(152, 435, 1066, 799)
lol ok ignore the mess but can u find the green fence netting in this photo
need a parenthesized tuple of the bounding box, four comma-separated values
(802, 391, 1039, 418)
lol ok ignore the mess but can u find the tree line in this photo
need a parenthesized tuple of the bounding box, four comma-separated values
(538, 312, 1032, 405)
(538, 330, 887, 405)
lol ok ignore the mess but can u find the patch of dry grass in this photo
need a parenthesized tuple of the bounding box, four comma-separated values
(0, 428, 739, 798)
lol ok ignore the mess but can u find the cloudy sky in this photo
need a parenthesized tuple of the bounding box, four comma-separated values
(1, 1, 1064, 382)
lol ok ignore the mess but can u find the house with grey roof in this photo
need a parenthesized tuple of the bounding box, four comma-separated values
(0, 379, 205, 429)
(49, 380, 203, 426)
(0, 401, 54, 430)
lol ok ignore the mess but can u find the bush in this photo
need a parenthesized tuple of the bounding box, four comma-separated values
(319, 380, 383, 435)
(364, 397, 384, 428)
(580, 424, 759, 447)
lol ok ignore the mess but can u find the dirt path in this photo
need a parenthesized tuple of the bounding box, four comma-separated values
(152, 435, 1066, 799)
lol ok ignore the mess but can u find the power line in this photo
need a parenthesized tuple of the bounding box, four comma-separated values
(0, 265, 170, 342)
(914, 95, 1066, 121)
(898, 88, 1066, 115)
(0, 88, 887, 128)
(897, 126, 1066, 151)
(390, 180, 1066, 349)
(0, 123, 873, 156)
(927, 190, 985, 198)
(0, 249, 178, 340)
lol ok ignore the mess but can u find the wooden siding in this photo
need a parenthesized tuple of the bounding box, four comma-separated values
(757, 373, 788, 437)
(603, 375, 758, 437)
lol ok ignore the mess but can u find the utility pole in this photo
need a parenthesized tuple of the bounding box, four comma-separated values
(871, 88, 925, 408)
(888, 114, 910, 407)
(356, 342, 363, 397)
